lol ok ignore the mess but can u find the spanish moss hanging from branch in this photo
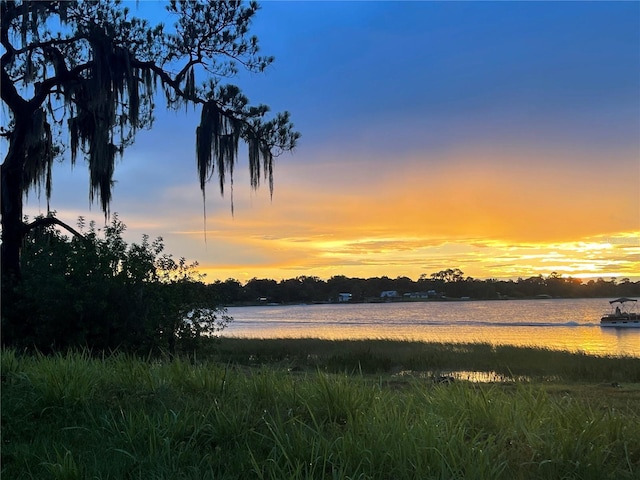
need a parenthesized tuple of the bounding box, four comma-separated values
(1, 0, 300, 285)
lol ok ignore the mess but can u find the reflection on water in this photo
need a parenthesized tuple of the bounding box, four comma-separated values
(225, 298, 640, 358)
(392, 369, 529, 383)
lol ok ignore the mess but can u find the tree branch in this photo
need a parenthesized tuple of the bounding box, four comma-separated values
(131, 58, 268, 144)
(0, 65, 28, 115)
(23, 216, 85, 239)
(13, 35, 85, 56)
(29, 60, 92, 111)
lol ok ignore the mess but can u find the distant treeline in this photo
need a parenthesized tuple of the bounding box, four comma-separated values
(208, 269, 640, 305)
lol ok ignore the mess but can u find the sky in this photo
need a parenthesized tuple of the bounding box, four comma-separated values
(22, 0, 640, 283)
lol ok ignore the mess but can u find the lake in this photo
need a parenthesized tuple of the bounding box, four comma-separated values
(224, 298, 640, 358)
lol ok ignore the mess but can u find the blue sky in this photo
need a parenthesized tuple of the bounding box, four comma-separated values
(243, 1, 639, 147)
(23, 0, 640, 282)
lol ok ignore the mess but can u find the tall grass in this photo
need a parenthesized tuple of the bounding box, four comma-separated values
(2, 346, 639, 479)
(205, 337, 640, 382)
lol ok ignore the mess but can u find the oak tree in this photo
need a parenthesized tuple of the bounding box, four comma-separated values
(0, 0, 299, 292)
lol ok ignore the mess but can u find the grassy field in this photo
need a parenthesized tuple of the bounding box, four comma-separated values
(2, 339, 640, 479)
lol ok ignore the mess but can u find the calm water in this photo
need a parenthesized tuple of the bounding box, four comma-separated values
(224, 298, 639, 358)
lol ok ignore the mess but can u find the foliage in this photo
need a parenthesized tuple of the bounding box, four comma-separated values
(1, 0, 299, 212)
(2, 214, 230, 354)
(2, 348, 639, 479)
(207, 271, 640, 305)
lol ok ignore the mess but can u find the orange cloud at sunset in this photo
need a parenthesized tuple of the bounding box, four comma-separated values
(166, 143, 639, 283)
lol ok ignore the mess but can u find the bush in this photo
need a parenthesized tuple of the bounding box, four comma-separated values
(2, 213, 229, 354)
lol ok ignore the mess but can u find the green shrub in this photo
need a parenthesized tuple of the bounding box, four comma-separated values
(2, 214, 229, 354)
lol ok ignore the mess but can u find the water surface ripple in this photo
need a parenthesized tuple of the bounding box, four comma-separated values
(225, 298, 639, 357)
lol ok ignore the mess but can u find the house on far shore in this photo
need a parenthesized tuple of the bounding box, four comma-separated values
(404, 291, 429, 299)
(380, 290, 400, 300)
(404, 290, 440, 299)
(338, 293, 352, 302)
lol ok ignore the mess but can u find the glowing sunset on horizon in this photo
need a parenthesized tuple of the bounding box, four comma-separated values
(23, 1, 640, 284)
